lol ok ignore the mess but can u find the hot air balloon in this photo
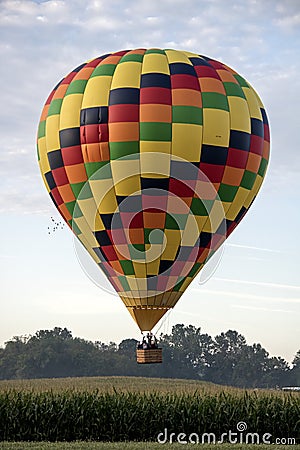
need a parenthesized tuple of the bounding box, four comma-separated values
(37, 49, 270, 364)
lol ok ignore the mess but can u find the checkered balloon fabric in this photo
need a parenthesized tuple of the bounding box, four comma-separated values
(37, 49, 270, 331)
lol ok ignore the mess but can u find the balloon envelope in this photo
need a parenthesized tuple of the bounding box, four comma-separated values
(37, 49, 270, 331)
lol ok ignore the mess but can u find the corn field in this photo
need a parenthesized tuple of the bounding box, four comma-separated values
(0, 387, 299, 442)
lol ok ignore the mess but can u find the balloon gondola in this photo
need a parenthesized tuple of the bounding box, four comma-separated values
(136, 348, 162, 364)
(37, 49, 270, 364)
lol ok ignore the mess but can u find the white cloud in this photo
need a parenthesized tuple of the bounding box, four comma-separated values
(191, 288, 300, 304)
(226, 243, 282, 253)
(275, 1, 300, 29)
(213, 277, 300, 291)
(232, 304, 294, 314)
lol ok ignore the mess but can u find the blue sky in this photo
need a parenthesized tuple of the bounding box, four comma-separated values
(0, 0, 299, 363)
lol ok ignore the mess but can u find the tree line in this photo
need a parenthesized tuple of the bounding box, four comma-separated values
(0, 325, 299, 388)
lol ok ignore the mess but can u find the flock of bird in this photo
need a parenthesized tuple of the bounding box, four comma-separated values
(47, 216, 65, 234)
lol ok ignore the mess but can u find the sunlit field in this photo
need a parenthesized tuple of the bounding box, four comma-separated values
(0, 376, 233, 394)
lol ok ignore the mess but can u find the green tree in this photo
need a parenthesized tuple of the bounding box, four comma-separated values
(207, 330, 247, 386)
(0, 336, 29, 379)
(232, 343, 270, 388)
(160, 324, 215, 379)
(290, 350, 300, 385)
(0, 325, 293, 386)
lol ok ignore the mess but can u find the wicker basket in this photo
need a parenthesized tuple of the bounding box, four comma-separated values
(136, 348, 163, 364)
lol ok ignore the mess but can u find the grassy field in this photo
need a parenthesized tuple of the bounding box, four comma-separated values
(0, 443, 299, 449)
